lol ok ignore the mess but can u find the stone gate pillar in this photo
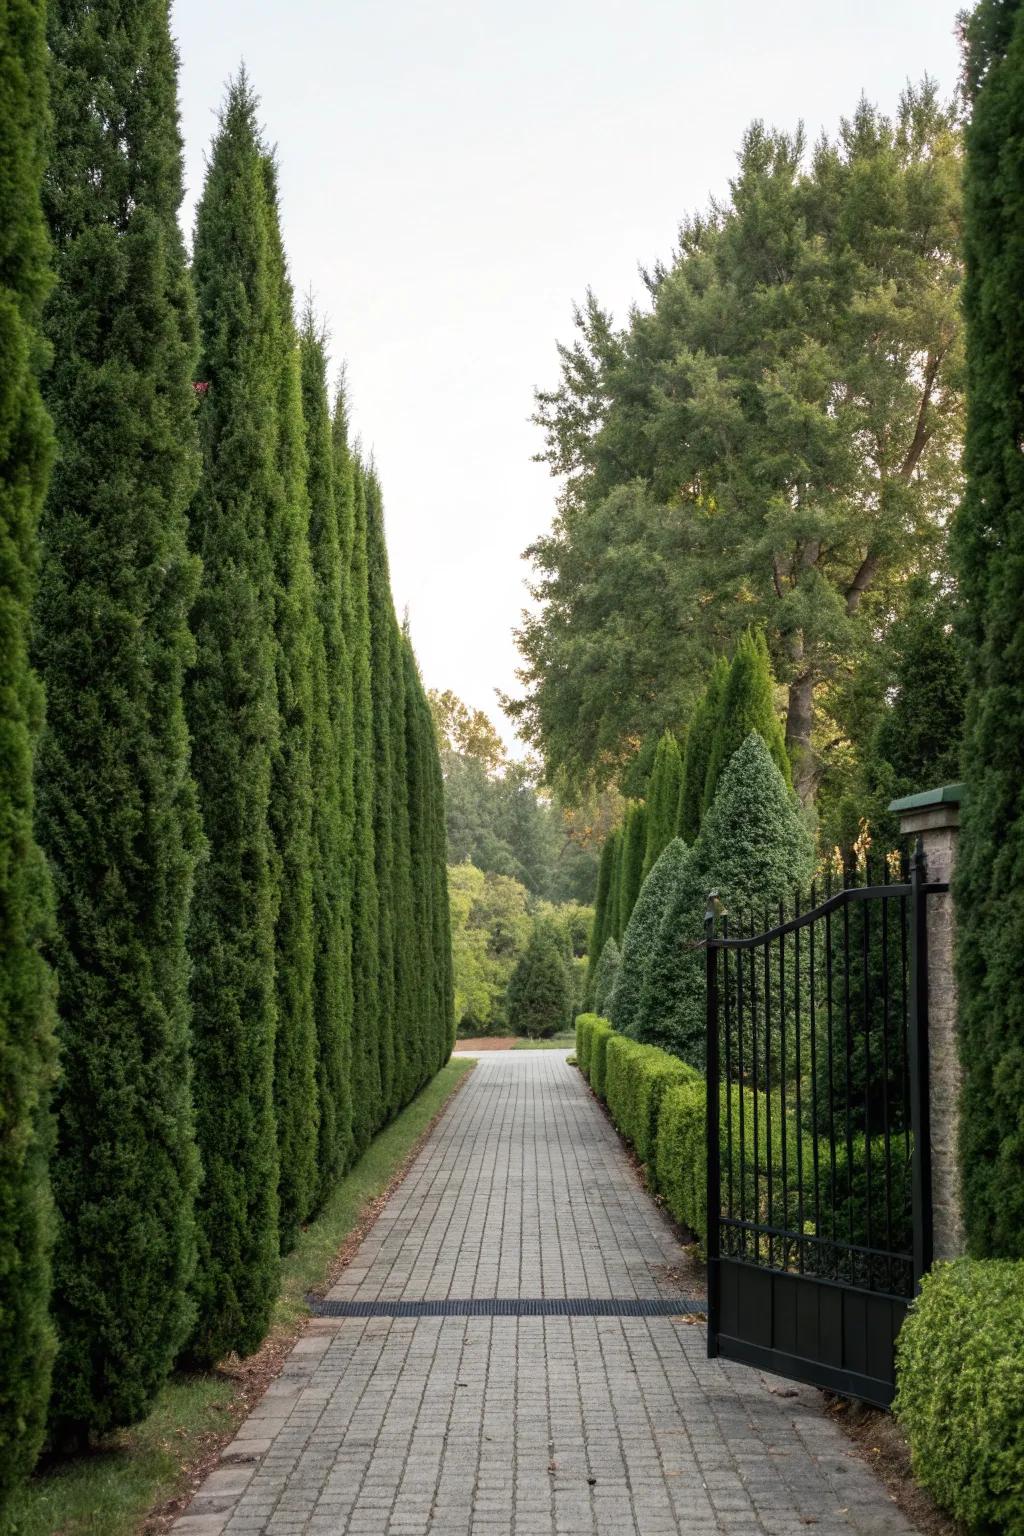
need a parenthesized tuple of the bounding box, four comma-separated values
(888, 784, 965, 1261)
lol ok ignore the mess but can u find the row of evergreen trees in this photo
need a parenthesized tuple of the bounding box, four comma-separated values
(586, 628, 786, 1000)
(0, 3, 453, 1509)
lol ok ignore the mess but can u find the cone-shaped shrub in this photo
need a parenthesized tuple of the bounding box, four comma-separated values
(593, 936, 621, 1016)
(263, 158, 318, 1253)
(703, 630, 790, 813)
(300, 317, 353, 1205)
(643, 733, 683, 878)
(585, 830, 617, 1005)
(343, 455, 381, 1151)
(0, 0, 57, 1500)
(611, 838, 690, 1037)
(678, 656, 729, 842)
(37, 0, 203, 1440)
(617, 803, 647, 938)
(953, 0, 1024, 1259)
(506, 923, 572, 1038)
(184, 77, 280, 1366)
(402, 635, 433, 1094)
(638, 734, 814, 1065)
(390, 618, 417, 1108)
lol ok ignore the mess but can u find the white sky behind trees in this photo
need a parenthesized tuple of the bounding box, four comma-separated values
(174, 0, 961, 755)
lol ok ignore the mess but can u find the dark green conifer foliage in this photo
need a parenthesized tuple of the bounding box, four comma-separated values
(606, 825, 625, 946)
(36, 0, 202, 1440)
(585, 831, 617, 1004)
(678, 657, 729, 842)
(638, 734, 814, 1064)
(343, 453, 381, 1149)
(643, 733, 684, 878)
(364, 468, 397, 1124)
(390, 615, 417, 1107)
(954, 0, 1024, 1258)
(703, 630, 790, 813)
(0, 0, 57, 1501)
(427, 699, 456, 1065)
(617, 802, 648, 939)
(263, 158, 317, 1252)
(402, 636, 432, 1093)
(301, 320, 353, 1202)
(185, 77, 280, 1366)
(593, 936, 621, 1017)
(613, 838, 690, 1037)
(506, 922, 571, 1037)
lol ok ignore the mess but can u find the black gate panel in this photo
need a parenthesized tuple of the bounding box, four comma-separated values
(704, 844, 941, 1408)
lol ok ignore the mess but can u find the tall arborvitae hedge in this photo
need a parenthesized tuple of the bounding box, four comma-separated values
(702, 630, 790, 812)
(262, 157, 318, 1252)
(617, 802, 647, 939)
(364, 468, 398, 1125)
(37, 0, 202, 1443)
(0, 0, 57, 1502)
(643, 732, 683, 878)
(301, 319, 353, 1203)
(391, 625, 418, 1105)
(678, 656, 729, 842)
(402, 635, 433, 1092)
(185, 77, 280, 1365)
(342, 451, 381, 1151)
(954, 0, 1024, 1259)
(426, 682, 456, 1066)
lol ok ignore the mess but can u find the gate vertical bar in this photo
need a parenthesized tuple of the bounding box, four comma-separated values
(908, 839, 934, 1286)
(706, 899, 721, 1358)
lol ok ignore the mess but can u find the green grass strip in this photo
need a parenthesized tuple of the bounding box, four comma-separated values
(6, 1058, 475, 1536)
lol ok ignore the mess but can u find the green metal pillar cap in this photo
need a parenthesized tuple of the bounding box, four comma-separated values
(887, 783, 965, 815)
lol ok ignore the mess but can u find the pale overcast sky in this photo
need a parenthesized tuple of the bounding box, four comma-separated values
(173, 0, 962, 752)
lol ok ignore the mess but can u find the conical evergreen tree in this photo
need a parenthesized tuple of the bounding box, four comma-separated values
(643, 732, 683, 878)
(678, 656, 729, 842)
(702, 629, 790, 812)
(612, 838, 690, 1037)
(342, 451, 381, 1149)
(184, 76, 280, 1366)
(617, 802, 648, 938)
(506, 922, 571, 1038)
(364, 468, 397, 1125)
(606, 825, 625, 946)
(390, 613, 417, 1108)
(638, 734, 814, 1065)
(954, 0, 1024, 1259)
(402, 634, 433, 1094)
(585, 831, 617, 1004)
(301, 317, 353, 1203)
(593, 936, 621, 1017)
(263, 156, 317, 1252)
(426, 689, 455, 1066)
(36, 0, 202, 1441)
(0, 0, 57, 1502)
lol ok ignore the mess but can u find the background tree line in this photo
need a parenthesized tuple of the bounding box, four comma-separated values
(433, 691, 596, 1034)
(0, 2, 452, 1511)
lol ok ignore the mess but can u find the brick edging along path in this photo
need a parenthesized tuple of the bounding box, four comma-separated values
(173, 1050, 917, 1535)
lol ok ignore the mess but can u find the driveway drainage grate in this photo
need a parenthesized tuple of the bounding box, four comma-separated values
(307, 1295, 707, 1319)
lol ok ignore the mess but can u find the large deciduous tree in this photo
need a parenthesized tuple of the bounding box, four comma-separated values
(0, 0, 57, 1501)
(953, 0, 1024, 1260)
(512, 86, 963, 806)
(37, 0, 202, 1442)
(185, 76, 280, 1365)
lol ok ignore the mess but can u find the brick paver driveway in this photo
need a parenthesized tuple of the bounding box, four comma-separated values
(174, 1051, 915, 1536)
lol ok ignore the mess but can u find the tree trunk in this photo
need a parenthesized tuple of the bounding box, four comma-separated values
(786, 668, 817, 805)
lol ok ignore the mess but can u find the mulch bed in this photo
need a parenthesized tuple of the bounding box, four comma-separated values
(453, 1036, 518, 1050)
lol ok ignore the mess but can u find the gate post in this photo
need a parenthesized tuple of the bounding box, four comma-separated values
(889, 784, 965, 1261)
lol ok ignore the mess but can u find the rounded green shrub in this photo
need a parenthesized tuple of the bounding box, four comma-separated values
(895, 1258, 1024, 1533)
(655, 1077, 708, 1241)
(589, 1018, 615, 1100)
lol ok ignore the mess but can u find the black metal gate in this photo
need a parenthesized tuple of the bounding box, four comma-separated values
(704, 843, 942, 1406)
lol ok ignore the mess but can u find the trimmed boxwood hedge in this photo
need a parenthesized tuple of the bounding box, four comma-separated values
(895, 1258, 1024, 1534)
